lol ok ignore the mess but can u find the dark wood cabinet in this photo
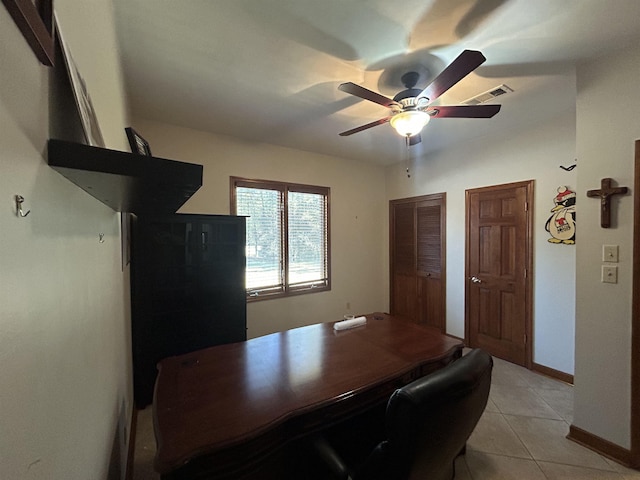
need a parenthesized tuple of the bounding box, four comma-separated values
(131, 214, 247, 408)
(390, 194, 446, 332)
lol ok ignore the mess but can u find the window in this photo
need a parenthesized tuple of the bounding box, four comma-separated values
(231, 177, 330, 300)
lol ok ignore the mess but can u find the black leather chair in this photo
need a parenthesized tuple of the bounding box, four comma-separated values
(308, 349, 493, 480)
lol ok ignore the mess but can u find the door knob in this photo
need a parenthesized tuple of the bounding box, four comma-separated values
(470, 276, 483, 284)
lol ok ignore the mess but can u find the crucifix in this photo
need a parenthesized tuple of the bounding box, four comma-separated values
(586, 178, 628, 228)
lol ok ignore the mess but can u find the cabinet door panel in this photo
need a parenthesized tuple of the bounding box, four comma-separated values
(131, 214, 247, 408)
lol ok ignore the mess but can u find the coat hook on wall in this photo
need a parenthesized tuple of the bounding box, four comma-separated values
(15, 195, 31, 217)
(99, 233, 105, 243)
(560, 159, 577, 171)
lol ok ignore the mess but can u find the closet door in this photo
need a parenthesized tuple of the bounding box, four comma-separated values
(391, 202, 417, 321)
(390, 194, 446, 332)
(416, 199, 445, 331)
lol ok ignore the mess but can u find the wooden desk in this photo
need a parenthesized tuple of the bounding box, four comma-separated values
(153, 313, 463, 479)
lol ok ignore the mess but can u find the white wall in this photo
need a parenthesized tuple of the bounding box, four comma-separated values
(573, 44, 640, 450)
(385, 108, 577, 375)
(0, 1, 132, 478)
(132, 119, 388, 338)
(1, 2, 635, 473)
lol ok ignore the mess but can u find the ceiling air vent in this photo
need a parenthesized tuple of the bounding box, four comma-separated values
(463, 84, 513, 105)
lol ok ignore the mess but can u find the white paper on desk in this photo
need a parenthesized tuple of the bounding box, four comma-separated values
(333, 316, 367, 331)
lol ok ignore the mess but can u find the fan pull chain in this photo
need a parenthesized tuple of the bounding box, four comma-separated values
(405, 135, 411, 178)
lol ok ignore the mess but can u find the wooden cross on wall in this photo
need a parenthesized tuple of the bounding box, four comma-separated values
(586, 178, 628, 228)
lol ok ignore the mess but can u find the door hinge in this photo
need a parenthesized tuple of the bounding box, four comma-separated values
(524, 268, 527, 278)
(524, 334, 527, 344)
(524, 202, 529, 212)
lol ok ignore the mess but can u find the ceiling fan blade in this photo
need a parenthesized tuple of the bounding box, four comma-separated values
(418, 50, 487, 103)
(427, 104, 501, 118)
(339, 117, 391, 136)
(409, 134, 422, 146)
(338, 82, 397, 108)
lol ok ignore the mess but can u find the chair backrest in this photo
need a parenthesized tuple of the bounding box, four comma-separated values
(356, 349, 493, 480)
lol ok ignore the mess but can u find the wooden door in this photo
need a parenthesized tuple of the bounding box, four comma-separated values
(390, 194, 446, 332)
(416, 200, 445, 328)
(631, 139, 640, 466)
(391, 202, 418, 321)
(465, 181, 533, 366)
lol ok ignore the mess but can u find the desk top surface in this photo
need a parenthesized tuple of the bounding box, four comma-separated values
(153, 313, 463, 475)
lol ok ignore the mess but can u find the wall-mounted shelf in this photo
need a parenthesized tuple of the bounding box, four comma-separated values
(48, 139, 203, 213)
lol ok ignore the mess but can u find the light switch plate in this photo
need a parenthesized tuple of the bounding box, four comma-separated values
(602, 265, 618, 284)
(603, 245, 619, 263)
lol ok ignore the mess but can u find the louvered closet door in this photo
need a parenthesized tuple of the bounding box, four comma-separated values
(390, 194, 446, 332)
(391, 203, 417, 321)
(416, 200, 445, 331)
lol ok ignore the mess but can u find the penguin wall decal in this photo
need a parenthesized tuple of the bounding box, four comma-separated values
(545, 186, 576, 244)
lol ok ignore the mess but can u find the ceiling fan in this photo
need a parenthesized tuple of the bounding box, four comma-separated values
(338, 50, 501, 145)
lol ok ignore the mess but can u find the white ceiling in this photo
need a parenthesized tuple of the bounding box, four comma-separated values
(112, 0, 640, 165)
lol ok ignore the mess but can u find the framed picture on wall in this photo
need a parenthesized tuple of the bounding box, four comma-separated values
(55, 13, 104, 147)
(2, 0, 55, 66)
(125, 127, 152, 156)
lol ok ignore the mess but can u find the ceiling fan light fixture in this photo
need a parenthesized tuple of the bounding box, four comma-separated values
(390, 110, 430, 137)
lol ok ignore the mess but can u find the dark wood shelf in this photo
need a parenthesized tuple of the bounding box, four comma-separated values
(47, 139, 203, 213)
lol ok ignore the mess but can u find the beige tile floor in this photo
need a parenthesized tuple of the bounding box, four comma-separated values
(132, 355, 640, 479)
(456, 355, 640, 480)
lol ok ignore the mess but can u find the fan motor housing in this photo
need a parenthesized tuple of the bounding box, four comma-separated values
(393, 88, 423, 102)
(393, 96, 430, 115)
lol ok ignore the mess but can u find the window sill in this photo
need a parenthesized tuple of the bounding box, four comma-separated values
(246, 285, 331, 302)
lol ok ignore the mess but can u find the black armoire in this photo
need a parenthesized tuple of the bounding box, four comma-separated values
(131, 213, 247, 408)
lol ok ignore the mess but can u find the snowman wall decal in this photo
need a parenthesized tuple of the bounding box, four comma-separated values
(545, 186, 576, 244)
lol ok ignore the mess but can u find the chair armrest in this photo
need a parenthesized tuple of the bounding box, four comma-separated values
(310, 434, 352, 480)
